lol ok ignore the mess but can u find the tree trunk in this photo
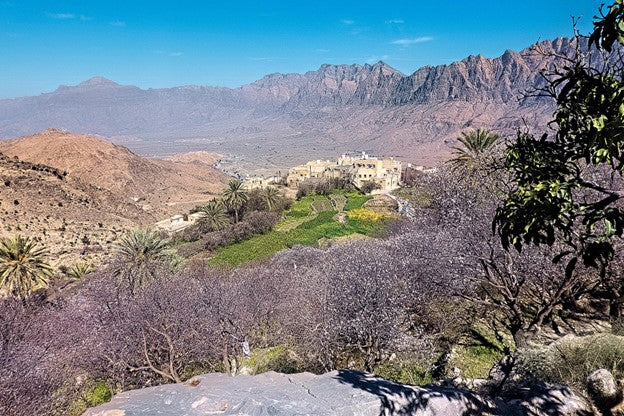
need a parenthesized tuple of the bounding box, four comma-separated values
(511, 327, 530, 349)
(223, 343, 231, 375)
(610, 300, 621, 320)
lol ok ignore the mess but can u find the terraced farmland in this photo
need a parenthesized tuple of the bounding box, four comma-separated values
(209, 191, 381, 267)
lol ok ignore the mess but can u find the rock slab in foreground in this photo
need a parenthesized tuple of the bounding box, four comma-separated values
(83, 370, 589, 416)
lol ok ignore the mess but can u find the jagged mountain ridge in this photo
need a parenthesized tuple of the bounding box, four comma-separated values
(0, 37, 576, 172)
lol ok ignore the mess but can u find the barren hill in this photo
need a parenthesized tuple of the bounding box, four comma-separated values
(166, 150, 223, 166)
(0, 130, 228, 266)
(0, 152, 144, 266)
(0, 38, 579, 174)
(0, 129, 228, 217)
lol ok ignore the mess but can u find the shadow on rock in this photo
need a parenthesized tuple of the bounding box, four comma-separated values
(334, 369, 488, 416)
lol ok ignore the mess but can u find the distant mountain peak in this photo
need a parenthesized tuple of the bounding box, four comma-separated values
(78, 76, 120, 87)
(369, 61, 403, 76)
(370, 60, 390, 67)
(53, 76, 123, 93)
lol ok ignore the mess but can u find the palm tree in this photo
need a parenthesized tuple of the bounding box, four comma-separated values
(199, 199, 230, 231)
(222, 179, 248, 223)
(450, 128, 500, 169)
(114, 229, 172, 293)
(263, 186, 281, 211)
(0, 235, 53, 300)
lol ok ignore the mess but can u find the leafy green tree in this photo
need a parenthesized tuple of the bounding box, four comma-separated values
(450, 128, 500, 170)
(199, 199, 230, 231)
(222, 179, 248, 223)
(495, 2, 624, 273)
(114, 229, 172, 293)
(0, 235, 53, 300)
(263, 186, 281, 211)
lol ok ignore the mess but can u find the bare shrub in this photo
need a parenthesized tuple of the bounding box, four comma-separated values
(360, 181, 381, 194)
(517, 334, 624, 392)
(296, 177, 352, 199)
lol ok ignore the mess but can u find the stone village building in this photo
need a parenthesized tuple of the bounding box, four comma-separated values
(156, 153, 406, 232)
(285, 152, 402, 192)
(155, 212, 205, 233)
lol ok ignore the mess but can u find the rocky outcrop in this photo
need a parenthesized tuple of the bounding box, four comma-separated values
(83, 370, 591, 416)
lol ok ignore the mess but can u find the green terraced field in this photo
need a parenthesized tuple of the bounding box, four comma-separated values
(311, 198, 333, 212)
(209, 191, 377, 267)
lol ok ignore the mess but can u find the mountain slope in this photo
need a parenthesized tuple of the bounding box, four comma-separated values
(0, 152, 145, 266)
(0, 38, 577, 173)
(0, 129, 228, 216)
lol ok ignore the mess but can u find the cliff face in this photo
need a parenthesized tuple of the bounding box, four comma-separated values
(0, 38, 581, 170)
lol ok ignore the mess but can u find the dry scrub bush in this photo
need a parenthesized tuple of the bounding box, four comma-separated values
(517, 334, 624, 392)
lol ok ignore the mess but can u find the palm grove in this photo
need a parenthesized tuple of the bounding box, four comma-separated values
(3, 3, 624, 415)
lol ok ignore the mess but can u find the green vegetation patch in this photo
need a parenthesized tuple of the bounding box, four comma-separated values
(209, 192, 383, 267)
(285, 196, 316, 218)
(65, 380, 111, 416)
(376, 360, 434, 386)
(244, 345, 301, 374)
(344, 193, 373, 211)
(274, 215, 317, 233)
(275, 196, 318, 232)
(451, 345, 503, 379)
(448, 323, 510, 379)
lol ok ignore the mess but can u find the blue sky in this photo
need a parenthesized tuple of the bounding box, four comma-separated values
(0, 0, 605, 98)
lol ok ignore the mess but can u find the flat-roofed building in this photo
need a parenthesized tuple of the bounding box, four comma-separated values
(285, 152, 403, 192)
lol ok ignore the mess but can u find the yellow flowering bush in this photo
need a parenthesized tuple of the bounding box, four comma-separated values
(347, 208, 388, 222)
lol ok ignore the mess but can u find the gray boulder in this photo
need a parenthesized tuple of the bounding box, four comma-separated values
(83, 370, 595, 416)
(587, 369, 620, 405)
(83, 370, 487, 416)
(587, 369, 623, 414)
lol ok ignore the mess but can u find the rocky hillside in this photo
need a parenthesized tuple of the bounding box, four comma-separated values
(0, 152, 144, 266)
(0, 129, 228, 218)
(0, 130, 228, 266)
(0, 38, 578, 173)
(165, 150, 223, 166)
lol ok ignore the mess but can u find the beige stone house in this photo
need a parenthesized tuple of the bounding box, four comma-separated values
(352, 157, 402, 190)
(155, 211, 206, 233)
(286, 152, 402, 191)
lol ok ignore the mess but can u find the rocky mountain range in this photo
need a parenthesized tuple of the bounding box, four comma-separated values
(0, 37, 577, 174)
